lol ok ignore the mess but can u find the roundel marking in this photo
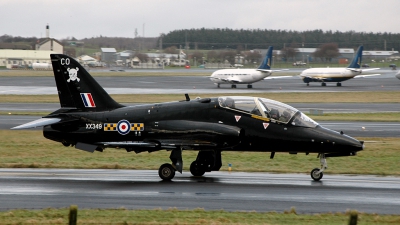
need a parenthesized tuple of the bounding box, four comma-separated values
(117, 120, 131, 135)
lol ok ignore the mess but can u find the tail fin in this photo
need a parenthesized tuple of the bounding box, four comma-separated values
(347, 46, 363, 68)
(50, 54, 124, 111)
(258, 46, 273, 70)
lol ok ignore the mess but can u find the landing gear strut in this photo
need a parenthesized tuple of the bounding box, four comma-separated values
(310, 153, 327, 181)
(190, 150, 222, 177)
(158, 148, 182, 180)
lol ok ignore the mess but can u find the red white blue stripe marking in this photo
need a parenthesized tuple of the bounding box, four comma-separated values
(80, 93, 96, 107)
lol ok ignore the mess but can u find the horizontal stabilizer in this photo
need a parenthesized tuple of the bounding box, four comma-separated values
(11, 118, 61, 130)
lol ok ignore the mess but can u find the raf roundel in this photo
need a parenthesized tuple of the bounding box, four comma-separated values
(117, 120, 131, 135)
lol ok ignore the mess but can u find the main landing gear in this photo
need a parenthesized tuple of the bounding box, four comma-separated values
(247, 84, 253, 88)
(231, 84, 237, 88)
(310, 153, 327, 181)
(321, 82, 326, 86)
(336, 82, 342, 87)
(158, 149, 222, 181)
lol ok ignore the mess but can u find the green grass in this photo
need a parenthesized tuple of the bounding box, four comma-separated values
(1, 130, 400, 176)
(2, 91, 400, 104)
(0, 208, 398, 225)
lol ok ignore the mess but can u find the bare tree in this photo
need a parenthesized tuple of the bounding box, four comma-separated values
(207, 50, 218, 63)
(219, 51, 236, 65)
(245, 51, 262, 64)
(281, 47, 297, 62)
(134, 53, 149, 63)
(164, 46, 178, 54)
(313, 43, 340, 62)
(191, 51, 204, 64)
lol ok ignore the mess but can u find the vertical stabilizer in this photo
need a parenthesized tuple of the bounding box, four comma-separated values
(258, 46, 273, 70)
(50, 54, 124, 111)
(347, 46, 363, 68)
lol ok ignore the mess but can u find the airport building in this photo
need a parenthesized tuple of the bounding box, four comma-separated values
(0, 24, 63, 69)
(0, 49, 56, 69)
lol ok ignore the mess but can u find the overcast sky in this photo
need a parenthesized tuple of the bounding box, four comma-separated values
(1, 0, 399, 40)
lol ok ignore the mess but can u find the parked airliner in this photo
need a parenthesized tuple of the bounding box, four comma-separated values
(300, 46, 380, 86)
(209, 46, 289, 88)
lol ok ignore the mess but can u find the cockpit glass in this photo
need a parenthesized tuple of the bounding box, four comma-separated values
(218, 96, 319, 127)
(291, 112, 319, 128)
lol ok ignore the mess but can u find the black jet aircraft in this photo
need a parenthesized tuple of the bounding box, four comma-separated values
(12, 54, 364, 181)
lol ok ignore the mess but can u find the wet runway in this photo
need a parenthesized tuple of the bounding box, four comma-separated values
(0, 169, 399, 214)
(1, 70, 399, 214)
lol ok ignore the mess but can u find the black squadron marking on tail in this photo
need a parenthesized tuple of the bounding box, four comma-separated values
(12, 54, 364, 181)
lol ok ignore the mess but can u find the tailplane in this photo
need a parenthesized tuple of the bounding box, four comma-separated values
(347, 46, 363, 69)
(258, 46, 273, 70)
(50, 54, 124, 111)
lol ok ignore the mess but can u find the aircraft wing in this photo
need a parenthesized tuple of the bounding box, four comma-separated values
(264, 75, 295, 80)
(11, 118, 61, 130)
(347, 68, 380, 72)
(354, 74, 382, 78)
(98, 140, 217, 149)
(300, 76, 327, 82)
(210, 76, 242, 83)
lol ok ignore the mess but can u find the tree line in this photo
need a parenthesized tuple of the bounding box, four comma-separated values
(161, 28, 400, 51)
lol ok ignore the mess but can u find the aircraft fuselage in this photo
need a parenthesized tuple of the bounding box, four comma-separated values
(300, 68, 362, 83)
(44, 97, 363, 155)
(210, 69, 271, 84)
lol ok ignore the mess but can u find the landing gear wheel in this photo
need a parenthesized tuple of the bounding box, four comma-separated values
(190, 161, 205, 176)
(321, 83, 326, 87)
(217, 84, 220, 88)
(306, 83, 309, 86)
(231, 84, 237, 88)
(336, 82, 342, 87)
(247, 84, 253, 88)
(311, 168, 323, 181)
(158, 163, 175, 180)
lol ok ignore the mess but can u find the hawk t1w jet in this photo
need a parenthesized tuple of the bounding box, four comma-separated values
(300, 45, 380, 86)
(210, 46, 290, 88)
(12, 54, 364, 181)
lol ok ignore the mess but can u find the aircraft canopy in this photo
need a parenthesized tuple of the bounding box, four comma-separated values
(218, 96, 318, 128)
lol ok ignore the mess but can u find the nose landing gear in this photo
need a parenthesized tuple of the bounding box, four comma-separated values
(311, 153, 327, 181)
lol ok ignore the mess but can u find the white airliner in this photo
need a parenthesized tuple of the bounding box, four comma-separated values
(209, 46, 289, 88)
(300, 46, 380, 86)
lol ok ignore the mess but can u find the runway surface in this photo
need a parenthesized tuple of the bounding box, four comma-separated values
(0, 70, 398, 94)
(2, 115, 399, 137)
(0, 169, 399, 214)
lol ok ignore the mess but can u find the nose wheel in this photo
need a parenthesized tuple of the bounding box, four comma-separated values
(311, 153, 327, 181)
(158, 163, 176, 180)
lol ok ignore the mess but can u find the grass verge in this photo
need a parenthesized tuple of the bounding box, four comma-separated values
(2, 91, 400, 103)
(0, 208, 399, 225)
(1, 130, 400, 176)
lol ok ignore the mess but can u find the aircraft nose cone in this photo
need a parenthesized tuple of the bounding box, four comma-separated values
(315, 126, 364, 153)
